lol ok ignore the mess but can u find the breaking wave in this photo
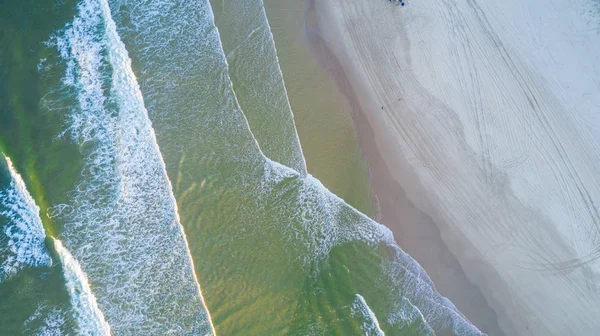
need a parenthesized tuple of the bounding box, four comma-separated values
(0, 155, 51, 282)
(351, 294, 385, 336)
(43, 0, 214, 333)
(55, 239, 111, 335)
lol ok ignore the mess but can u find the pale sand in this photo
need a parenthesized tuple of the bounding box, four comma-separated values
(306, 4, 502, 334)
(312, 0, 600, 335)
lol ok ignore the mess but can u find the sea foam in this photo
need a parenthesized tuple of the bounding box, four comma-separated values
(0, 155, 51, 282)
(351, 294, 386, 336)
(54, 239, 111, 336)
(24, 303, 70, 336)
(44, 0, 214, 333)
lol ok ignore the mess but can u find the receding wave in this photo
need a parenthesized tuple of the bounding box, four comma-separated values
(54, 239, 111, 336)
(43, 0, 214, 333)
(0, 155, 51, 282)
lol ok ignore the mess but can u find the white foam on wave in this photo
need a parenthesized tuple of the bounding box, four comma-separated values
(263, 159, 482, 334)
(0, 155, 51, 282)
(261, 159, 391, 268)
(390, 297, 435, 336)
(45, 0, 215, 333)
(351, 294, 386, 336)
(24, 303, 70, 336)
(217, 0, 307, 174)
(54, 239, 111, 336)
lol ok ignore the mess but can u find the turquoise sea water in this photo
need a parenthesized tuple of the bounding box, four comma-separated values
(1, 0, 482, 335)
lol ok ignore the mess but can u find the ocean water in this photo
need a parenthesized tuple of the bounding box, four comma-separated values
(1, 0, 482, 335)
(210, 0, 307, 174)
(53, 239, 111, 335)
(0, 154, 76, 335)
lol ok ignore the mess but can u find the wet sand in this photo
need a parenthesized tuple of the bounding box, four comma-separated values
(309, 0, 600, 335)
(306, 2, 503, 334)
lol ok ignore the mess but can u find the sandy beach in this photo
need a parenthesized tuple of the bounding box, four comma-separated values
(310, 0, 600, 335)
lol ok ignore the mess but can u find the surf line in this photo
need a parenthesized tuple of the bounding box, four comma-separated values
(0, 154, 111, 334)
(0, 154, 52, 282)
(96, 0, 217, 332)
(54, 239, 112, 336)
(255, 0, 308, 175)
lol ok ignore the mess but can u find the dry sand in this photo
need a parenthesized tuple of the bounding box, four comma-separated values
(310, 0, 600, 335)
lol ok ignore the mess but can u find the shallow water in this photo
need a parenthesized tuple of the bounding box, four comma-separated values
(0, 155, 77, 335)
(0, 0, 481, 334)
(261, 0, 375, 218)
(210, 0, 306, 175)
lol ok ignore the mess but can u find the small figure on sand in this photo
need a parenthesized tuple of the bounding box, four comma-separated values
(389, 0, 406, 6)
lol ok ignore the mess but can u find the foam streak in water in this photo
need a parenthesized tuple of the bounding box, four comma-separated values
(54, 239, 111, 336)
(214, 0, 307, 174)
(46, 0, 215, 333)
(0, 155, 51, 282)
(351, 294, 385, 336)
(24, 303, 70, 336)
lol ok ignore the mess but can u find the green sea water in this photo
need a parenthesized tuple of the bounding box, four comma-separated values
(0, 1, 80, 332)
(209, 0, 306, 175)
(0, 0, 482, 335)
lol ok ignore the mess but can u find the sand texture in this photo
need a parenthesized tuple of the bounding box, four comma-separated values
(312, 0, 600, 335)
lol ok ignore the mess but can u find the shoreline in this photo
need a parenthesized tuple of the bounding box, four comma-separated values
(262, 0, 376, 218)
(305, 1, 503, 334)
(308, 0, 600, 335)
